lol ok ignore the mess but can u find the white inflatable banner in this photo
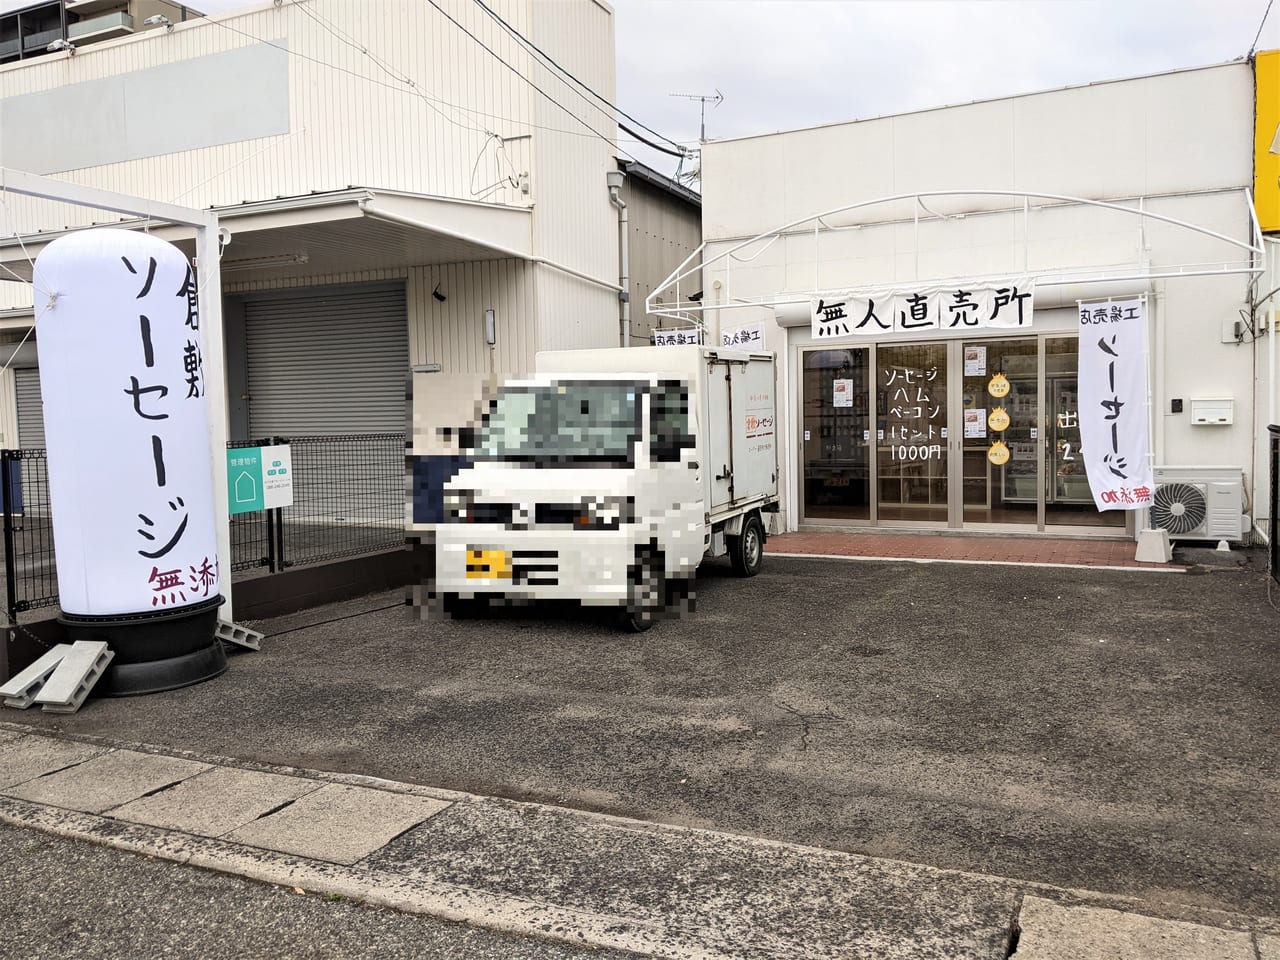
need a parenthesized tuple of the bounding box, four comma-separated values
(35, 229, 220, 616)
(1077, 297, 1153, 511)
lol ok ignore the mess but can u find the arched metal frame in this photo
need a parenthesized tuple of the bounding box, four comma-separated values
(646, 188, 1266, 329)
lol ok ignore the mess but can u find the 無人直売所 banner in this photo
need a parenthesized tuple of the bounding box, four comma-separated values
(811, 283, 1034, 340)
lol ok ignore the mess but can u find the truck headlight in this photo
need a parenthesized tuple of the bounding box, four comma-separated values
(443, 490, 474, 522)
(574, 495, 634, 530)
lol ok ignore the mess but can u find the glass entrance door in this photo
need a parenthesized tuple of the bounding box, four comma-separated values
(802, 348, 871, 520)
(959, 338, 1040, 526)
(876, 342, 948, 523)
(800, 336, 1122, 531)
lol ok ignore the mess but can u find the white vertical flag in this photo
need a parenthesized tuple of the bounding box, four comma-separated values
(1077, 298, 1153, 511)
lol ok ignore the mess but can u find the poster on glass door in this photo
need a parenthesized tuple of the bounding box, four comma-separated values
(1077, 298, 1153, 511)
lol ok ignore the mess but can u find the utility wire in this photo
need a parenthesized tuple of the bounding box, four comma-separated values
(618, 122, 687, 159)
(194, 9, 641, 156)
(1250, 0, 1276, 54)
(292, 1, 489, 135)
(471, 0, 685, 155)
(417, 0, 636, 161)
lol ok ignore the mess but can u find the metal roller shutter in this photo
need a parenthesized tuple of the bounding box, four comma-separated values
(244, 283, 408, 437)
(15, 367, 44, 449)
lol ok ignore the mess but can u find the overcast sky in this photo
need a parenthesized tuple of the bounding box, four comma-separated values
(7, 0, 1277, 181)
(610, 0, 1280, 177)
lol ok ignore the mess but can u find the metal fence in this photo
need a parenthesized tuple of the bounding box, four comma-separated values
(2, 433, 406, 622)
(0, 449, 57, 619)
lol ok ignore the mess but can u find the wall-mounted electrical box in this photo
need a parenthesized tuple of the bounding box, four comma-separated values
(1189, 397, 1233, 425)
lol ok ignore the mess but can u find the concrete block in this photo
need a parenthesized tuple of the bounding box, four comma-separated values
(35, 641, 113, 713)
(223, 783, 450, 865)
(1134, 528, 1172, 563)
(216, 619, 262, 652)
(0, 644, 73, 709)
(1258, 935, 1280, 960)
(112, 766, 320, 837)
(1014, 896, 1255, 960)
(5, 749, 209, 814)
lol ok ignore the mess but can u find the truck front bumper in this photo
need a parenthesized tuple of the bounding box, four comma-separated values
(433, 525, 640, 606)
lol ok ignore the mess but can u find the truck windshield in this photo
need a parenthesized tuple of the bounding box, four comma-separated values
(475, 382, 640, 466)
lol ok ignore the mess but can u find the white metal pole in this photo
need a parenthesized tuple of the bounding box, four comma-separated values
(195, 220, 233, 621)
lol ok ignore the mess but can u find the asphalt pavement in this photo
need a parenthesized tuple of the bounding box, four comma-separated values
(0, 821, 642, 960)
(0, 547, 1277, 956)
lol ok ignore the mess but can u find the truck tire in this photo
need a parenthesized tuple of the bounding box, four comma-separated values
(729, 513, 764, 577)
(623, 549, 664, 632)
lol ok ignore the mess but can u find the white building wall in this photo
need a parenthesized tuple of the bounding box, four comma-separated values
(1, 0, 624, 438)
(703, 63, 1253, 241)
(698, 62, 1261, 533)
(535, 268, 618, 353)
(0, 0, 537, 223)
(409, 259, 537, 375)
(527, 0, 618, 349)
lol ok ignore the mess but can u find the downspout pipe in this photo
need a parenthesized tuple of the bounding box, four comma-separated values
(606, 169, 630, 347)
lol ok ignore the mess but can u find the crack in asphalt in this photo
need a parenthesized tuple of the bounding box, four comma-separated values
(772, 700, 850, 751)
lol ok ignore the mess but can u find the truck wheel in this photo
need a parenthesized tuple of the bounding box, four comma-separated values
(729, 514, 764, 577)
(623, 550, 664, 633)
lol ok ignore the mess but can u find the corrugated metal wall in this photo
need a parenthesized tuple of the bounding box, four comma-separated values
(408, 259, 536, 374)
(535, 268, 618, 353)
(624, 176, 701, 344)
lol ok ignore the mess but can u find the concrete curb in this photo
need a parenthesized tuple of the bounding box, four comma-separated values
(768, 551, 1186, 573)
(1, 724, 1276, 959)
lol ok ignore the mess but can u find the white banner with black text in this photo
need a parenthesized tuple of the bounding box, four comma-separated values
(1077, 298, 1153, 511)
(811, 282, 1034, 339)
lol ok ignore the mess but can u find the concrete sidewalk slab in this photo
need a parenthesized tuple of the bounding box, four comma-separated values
(1259, 935, 1280, 959)
(3, 749, 208, 813)
(223, 782, 451, 865)
(368, 796, 1023, 960)
(111, 766, 322, 837)
(1013, 896, 1257, 959)
(0, 727, 1274, 960)
(0, 733, 104, 789)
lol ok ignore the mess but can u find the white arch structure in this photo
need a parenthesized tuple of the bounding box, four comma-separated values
(647, 188, 1266, 326)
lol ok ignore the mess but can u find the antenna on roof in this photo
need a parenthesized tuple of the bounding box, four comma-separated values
(669, 89, 724, 143)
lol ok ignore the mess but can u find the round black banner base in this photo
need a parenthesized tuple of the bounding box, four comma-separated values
(60, 596, 227, 697)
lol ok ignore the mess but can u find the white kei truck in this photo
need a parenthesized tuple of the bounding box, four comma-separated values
(420, 345, 780, 631)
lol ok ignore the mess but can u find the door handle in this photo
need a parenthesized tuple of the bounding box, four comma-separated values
(689, 460, 699, 470)
(716, 465, 731, 481)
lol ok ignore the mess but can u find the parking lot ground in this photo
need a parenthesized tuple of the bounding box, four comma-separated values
(3, 547, 1277, 926)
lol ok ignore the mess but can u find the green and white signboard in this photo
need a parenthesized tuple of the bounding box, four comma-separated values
(227, 444, 293, 515)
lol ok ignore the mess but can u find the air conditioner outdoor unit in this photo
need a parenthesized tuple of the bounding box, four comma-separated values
(1149, 466, 1247, 542)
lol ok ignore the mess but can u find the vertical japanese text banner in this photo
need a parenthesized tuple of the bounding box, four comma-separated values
(35, 229, 219, 616)
(1077, 298, 1153, 511)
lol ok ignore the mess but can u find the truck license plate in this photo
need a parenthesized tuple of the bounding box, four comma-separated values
(466, 549, 511, 580)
